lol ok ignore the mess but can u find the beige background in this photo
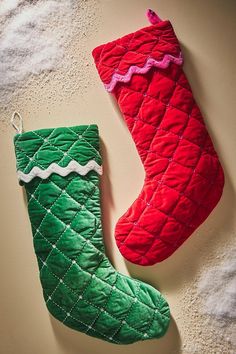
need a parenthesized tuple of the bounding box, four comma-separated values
(0, 1, 236, 353)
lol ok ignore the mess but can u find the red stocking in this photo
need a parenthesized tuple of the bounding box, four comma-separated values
(92, 10, 224, 266)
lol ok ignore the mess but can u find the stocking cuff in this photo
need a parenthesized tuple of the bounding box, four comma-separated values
(14, 125, 102, 184)
(92, 12, 183, 92)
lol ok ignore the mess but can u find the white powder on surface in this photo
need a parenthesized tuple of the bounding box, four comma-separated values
(0, 0, 20, 16)
(0, 0, 99, 110)
(176, 240, 236, 354)
(194, 247, 236, 351)
(198, 248, 236, 321)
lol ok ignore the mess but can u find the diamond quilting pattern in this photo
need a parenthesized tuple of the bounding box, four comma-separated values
(13, 125, 170, 344)
(92, 21, 181, 86)
(14, 125, 102, 184)
(92, 19, 224, 265)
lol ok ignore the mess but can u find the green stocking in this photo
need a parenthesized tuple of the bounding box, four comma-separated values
(13, 122, 170, 344)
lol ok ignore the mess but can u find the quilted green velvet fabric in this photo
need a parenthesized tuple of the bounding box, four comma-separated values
(13, 125, 170, 344)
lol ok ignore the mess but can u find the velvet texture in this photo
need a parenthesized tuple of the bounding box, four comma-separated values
(92, 15, 224, 265)
(13, 125, 170, 344)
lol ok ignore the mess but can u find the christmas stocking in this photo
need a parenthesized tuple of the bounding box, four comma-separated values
(92, 9, 224, 266)
(12, 116, 170, 344)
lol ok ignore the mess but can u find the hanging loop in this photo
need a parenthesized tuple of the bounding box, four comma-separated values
(11, 111, 23, 134)
(146, 9, 162, 25)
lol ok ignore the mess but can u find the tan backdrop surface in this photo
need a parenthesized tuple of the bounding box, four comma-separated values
(0, 1, 235, 353)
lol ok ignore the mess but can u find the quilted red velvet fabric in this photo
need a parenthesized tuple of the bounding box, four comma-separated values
(92, 17, 224, 266)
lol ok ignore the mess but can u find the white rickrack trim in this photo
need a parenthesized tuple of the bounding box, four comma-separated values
(17, 160, 103, 183)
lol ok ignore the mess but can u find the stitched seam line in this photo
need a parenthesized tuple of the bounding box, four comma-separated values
(29, 177, 160, 312)
(116, 86, 202, 254)
(15, 126, 101, 174)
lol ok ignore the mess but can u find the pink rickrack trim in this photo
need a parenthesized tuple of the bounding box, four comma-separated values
(104, 53, 183, 92)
